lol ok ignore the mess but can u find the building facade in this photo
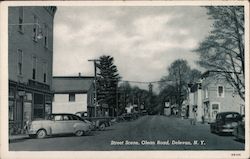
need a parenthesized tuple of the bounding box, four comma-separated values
(52, 76, 94, 114)
(8, 6, 56, 134)
(188, 71, 244, 123)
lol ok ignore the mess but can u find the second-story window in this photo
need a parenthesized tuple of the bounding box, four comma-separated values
(43, 62, 47, 83)
(217, 86, 224, 97)
(32, 56, 37, 80)
(44, 25, 49, 48)
(33, 16, 38, 41)
(205, 88, 208, 98)
(18, 7, 24, 32)
(17, 49, 23, 75)
(69, 93, 75, 102)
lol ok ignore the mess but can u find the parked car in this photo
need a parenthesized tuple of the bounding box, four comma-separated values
(233, 115, 245, 141)
(210, 112, 241, 135)
(28, 113, 92, 139)
(75, 111, 111, 131)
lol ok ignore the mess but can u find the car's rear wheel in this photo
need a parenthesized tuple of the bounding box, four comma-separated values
(99, 123, 106, 131)
(75, 130, 84, 136)
(36, 129, 47, 139)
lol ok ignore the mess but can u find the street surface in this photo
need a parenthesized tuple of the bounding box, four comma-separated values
(9, 115, 244, 151)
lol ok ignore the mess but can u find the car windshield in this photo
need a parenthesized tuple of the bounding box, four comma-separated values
(224, 113, 240, 121)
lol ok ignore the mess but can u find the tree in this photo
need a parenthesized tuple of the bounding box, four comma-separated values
(159, 59, 202, 115)
(96, 55, 120, 116)
(195, 6, 245, 100)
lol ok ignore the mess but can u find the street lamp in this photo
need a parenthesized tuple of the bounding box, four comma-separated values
(9, 23, 43, 40)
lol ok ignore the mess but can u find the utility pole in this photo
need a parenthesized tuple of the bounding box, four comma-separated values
(88, 59, 100, 117)
(116, 79, 119, 117)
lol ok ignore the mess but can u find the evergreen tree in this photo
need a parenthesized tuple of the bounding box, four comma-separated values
(96, 55, 120, 116)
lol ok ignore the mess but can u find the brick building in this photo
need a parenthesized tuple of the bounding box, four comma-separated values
(8, 6, 56, 134)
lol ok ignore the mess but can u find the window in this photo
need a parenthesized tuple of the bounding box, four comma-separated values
(32, 56, 36, 80)
(44, 25, 49, 48)
(63, 115, 70, 120)
(54, 115, 63, 121)
(17, 49, 23, 75)
(205, 88, 208, 98)
(212, 104, 219, 110)
(9, 100, 14, 121)
(69, 93, 75, 102)
(33, 93, 44, 119)
(43, 62, 47, 83)
(18, 7, 23, 32)
(217, 86, 224, 97)
(33, 16, 38, 41)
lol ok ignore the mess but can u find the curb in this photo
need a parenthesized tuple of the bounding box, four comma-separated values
(9, 135, 29, 143)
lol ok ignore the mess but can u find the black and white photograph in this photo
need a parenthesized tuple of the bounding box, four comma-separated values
(0, 1, 249, 159)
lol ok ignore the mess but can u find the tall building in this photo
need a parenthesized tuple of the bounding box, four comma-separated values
(8, 6, 56, 134)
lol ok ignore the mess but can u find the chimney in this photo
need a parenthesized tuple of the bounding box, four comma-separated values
(78, 72, 81, 77)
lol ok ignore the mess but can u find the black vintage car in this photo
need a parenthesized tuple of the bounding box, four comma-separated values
(210, 112, 242, 134)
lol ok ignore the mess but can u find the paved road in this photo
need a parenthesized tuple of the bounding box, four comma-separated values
(9, 115, 244, 151)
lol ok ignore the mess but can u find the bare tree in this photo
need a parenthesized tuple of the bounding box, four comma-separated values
(195, 6, 245, 100)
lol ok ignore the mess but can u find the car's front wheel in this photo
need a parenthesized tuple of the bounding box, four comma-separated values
(99, 123, 106, 131)
(75, 130, 84, 136)
(36, 129, 47, 139)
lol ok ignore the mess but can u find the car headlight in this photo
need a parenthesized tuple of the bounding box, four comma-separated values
(223, 124, 231, 128)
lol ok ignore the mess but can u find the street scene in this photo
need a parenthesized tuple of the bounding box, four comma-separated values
(7, 4, 246, 152)
(9, 115, 244, 151)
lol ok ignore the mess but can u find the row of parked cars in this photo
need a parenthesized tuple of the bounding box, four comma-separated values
(27, 111, 144, 139)
(210, 112, 245, 141)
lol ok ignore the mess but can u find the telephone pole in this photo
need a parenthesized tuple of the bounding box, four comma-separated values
(88, 59, 100, 117)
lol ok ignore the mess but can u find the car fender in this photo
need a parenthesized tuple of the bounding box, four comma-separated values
(40, 124, 52, 135)
(73, 123, 88, 132)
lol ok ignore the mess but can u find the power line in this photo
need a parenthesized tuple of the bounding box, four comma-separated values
(96, 78, 174, 84)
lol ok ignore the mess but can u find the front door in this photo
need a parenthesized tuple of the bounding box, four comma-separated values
(51, 115, 64, 134)
(211, 103, 220, 121)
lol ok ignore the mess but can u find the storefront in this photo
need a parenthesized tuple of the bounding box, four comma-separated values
(9, 80, 52, 135)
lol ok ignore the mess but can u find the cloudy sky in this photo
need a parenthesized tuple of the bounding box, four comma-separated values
(53, 6, 213, 90)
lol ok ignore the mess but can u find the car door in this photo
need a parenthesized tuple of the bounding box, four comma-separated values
(50, 115, 65, 134)
(61, 115, 75, 134)
(71, 115, 86, 132)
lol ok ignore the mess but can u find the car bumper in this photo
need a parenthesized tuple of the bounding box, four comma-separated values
(221, 128, 234, 133)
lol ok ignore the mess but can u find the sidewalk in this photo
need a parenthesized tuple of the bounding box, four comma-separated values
(9, 134, 29, 143)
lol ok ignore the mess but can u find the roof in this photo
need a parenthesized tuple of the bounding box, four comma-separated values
(52, 76, 94, 93)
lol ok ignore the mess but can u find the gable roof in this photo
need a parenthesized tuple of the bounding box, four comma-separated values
(52, 76, 94, 93)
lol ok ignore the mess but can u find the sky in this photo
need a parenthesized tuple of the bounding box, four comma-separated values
(53, 6, 213, 91)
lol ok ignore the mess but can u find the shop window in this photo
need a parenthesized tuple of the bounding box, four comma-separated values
(9, 87, 15, 98)
(69, 93, 75, 102)
(33, 93, 44, 119)
(45, 96, 52, 117)
(9, 100, 14, 121)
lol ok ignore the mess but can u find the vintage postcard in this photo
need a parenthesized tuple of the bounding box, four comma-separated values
(0, 1, 249, 159)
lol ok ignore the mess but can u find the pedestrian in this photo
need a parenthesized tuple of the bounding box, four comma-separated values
(190, 109, 197, 125)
